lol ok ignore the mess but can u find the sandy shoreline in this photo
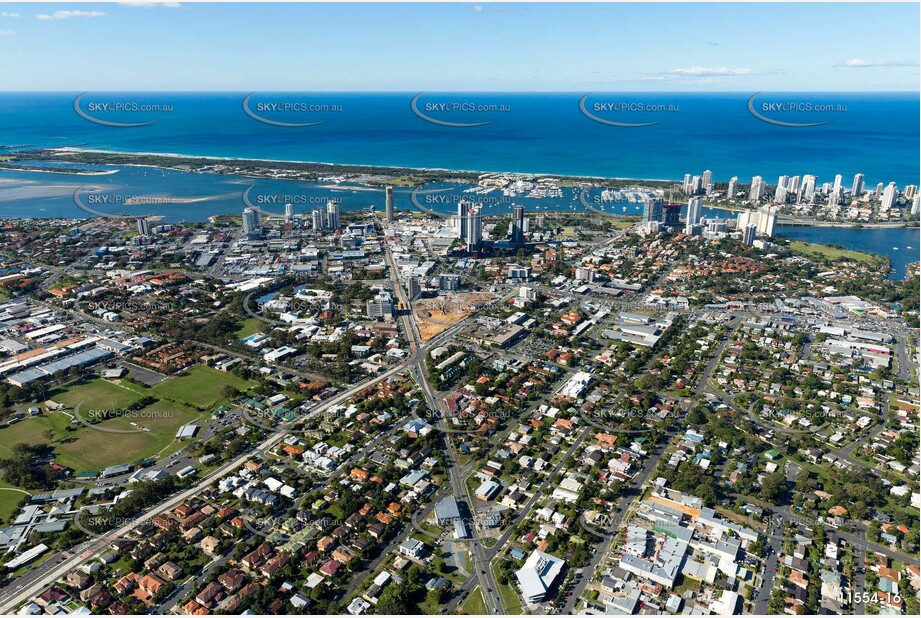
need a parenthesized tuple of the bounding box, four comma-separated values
(49, 147, 678, 183)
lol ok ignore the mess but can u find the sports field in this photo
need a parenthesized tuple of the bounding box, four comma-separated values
(0, 364, 250, 474)
(153, 364, 255, 409)
(49, 378, 147, 410)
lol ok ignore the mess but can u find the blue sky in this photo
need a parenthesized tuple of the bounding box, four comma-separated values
(0, 2, 918, 91)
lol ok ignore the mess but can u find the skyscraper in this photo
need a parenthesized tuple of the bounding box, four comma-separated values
(726, 176, 739, 200)
(408, 276, 421, 301)
(685, 198, 702, 234)
(326, 200, 340, 231)
(833, 174, 843, 192)
(742, 224, 757, 246)
(880, 182, 898, 211)
(312, 208, 324, 231)
(690, 176, 702, 195)
(749, 176, 764, 202)
(756, 205, 777, 237)
(512, 205, 525, 245)
(457, 200, 468, 240)
(875, 182, 884, 197)
(682, 174, 692, 194)
(851, 173, 864, 196)
(641, 198, 664, 227)
(904, 185, 917, 199)
(137, 217, 150, 235)
(466, 202, 483, 252)
(701, 170, 712, 195)
(242, 207, 260, 238)
(285, 203, 294, 224)
(774, 176, 787, 203)
(663, 203, 681, 227)
(802, 175, 817, 203)
(385, 186, 394, 222)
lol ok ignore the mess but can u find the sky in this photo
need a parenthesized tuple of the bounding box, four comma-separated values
(0, 2, 919, 91)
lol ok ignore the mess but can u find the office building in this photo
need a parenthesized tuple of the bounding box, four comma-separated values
(439, 274, 461, 291)
(366, 292, 393, 319)
(385, 186, 394, 222)
(408, 276, 421, 301)
(515, 550, 565, 604)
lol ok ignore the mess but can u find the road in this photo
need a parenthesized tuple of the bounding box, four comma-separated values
(0, 350, 418, 614)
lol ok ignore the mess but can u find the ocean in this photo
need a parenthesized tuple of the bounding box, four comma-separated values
(1, 92, 918, 185)
(0, 92, 918, 277)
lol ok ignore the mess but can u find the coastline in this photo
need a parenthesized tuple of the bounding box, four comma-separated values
(3, 147, 917, 231)
(42, 147, 680, 184)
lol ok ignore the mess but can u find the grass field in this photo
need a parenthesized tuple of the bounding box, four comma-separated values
(0, 367, 239, 473)
(153, 365, 255, 409)
(0, 399, 202, 472)
(787, 240, 883, 265)
(458, 587, 488, 615)
(49, 378, 147, 410)
(235, 317, 264, 338)
(492, 562, 524, 614)
(0, 481, 30, 524)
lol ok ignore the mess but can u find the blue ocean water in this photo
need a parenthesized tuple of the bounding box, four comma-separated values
(0, 92, 918, 185)
(0, 92, 918, 277)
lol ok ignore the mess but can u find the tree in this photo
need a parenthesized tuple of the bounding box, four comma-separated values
(761, 471, 788, 504)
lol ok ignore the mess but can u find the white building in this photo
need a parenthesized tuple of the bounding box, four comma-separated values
(515, 550, 565, 604)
